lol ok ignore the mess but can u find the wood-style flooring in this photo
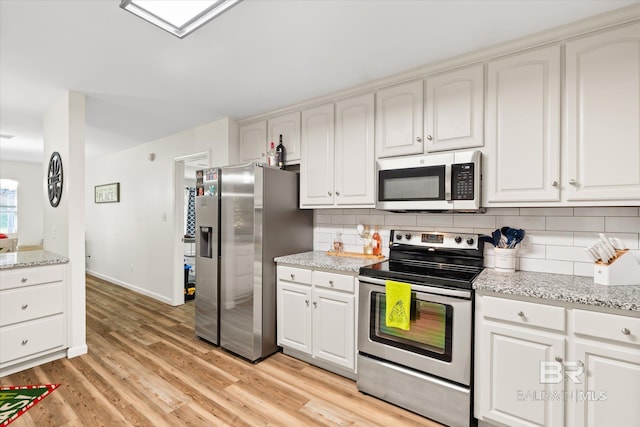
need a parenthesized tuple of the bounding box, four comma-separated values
(1, 275, 442, 426)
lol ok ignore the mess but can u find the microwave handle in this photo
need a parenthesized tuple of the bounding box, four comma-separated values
(445, 164, 452, 201)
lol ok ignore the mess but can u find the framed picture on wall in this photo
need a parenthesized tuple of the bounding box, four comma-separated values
(95, 182, 120, 203)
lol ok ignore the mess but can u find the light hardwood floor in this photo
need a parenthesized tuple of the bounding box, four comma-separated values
(1, 275, 442, 426)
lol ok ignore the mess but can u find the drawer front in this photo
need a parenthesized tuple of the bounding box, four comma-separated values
(574, 309, 640, 347)
(482, 295, 565, 332)
(313, 271, 355, 293)
(0, 282, 65, 327)
(278, 266, 312, 285)
(0, 315, 66, 364)
(0, 264, 66, 291)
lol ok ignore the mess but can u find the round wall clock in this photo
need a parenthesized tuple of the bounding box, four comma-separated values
(47, 151, 63, 207)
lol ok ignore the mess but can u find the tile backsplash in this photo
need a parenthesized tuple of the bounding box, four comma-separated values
(313, 207, 640, 277)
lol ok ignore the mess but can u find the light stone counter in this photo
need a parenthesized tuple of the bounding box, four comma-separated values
(474, 268, 640, 312)
(275, 251, 384, 273)
(0, 250, 69, 270)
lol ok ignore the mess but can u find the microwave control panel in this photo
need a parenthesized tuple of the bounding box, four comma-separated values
(451, 163, 474, 200)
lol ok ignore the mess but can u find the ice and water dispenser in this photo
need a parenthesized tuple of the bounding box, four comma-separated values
(199, 226, 213, 258)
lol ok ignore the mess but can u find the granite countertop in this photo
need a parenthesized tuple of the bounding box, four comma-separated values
(0, 250, 69, 270)
(275, 251, 384, 273)
(475, 269, 640, 312)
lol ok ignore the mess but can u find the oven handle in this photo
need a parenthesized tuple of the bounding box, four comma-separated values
(357, 276, 471, 299)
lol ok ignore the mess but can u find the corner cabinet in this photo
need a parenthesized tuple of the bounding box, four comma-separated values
(564, 22, 640, 202)
(277, 265, 356, 379)
(424, 64, 484, 152)
(268, 111, 301, 165)
(300, 93, 375, 208)
(484, 45, 561, 203)
(375, 80, 424, 159)
(0, 264, 68, 377)
(239, 120, 267, 163)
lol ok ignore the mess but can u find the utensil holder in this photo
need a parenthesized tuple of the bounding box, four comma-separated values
(494, 248, 517, 272)
(594, 249, 640, 286)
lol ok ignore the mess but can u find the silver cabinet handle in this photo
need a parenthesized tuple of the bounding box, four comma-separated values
(305, 299, 309, 306)
(328, 191, 332, 196)
(552, 181, 558, 187)
(313, 301, 317, 308)
(426, 135, 433, 141)
(416, 137, 423, 142)
(569, 179, 577, 186)
(21, 278, 28, 283)
(621, 328, 631, 335)
(577, 360, 584, 368)
(21, 304, 28, 310)
(261, 153, 265, 157)
(290, 273, 295, 280)
(555, 356, 563, 363)
(329, 280, 334, 287)
(21, 339, 28, 345)
(335, 191, 340, 196)
(517, 311, 525, 317)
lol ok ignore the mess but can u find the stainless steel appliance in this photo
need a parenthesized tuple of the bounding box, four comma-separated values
(357, 230, 484, 427)
(195, 163, 313, 361)
(376, 150, 482, 212)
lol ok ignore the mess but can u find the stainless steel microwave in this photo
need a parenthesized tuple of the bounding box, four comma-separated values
(376, 150, 482, 212)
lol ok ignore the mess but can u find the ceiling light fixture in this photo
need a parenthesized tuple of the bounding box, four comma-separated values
(120, 0, 242, 39)
(0, 134, 15, 140)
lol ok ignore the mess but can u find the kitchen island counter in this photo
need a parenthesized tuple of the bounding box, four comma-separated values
(275, 250, 384, 273)
(0, 250, 69, 270)
(474, 268, 640, 312)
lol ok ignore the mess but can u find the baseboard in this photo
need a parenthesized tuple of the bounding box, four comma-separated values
(67, 344, 88, 359)
(86, 270, 173, 305)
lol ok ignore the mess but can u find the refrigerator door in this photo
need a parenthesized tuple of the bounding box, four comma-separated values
(195, 168, 220, 345)
(220, 162, 261, 360)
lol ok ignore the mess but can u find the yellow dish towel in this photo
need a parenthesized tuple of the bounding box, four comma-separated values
(385, 280, 411, 330)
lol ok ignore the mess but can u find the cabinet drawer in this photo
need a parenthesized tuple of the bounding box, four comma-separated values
(313, 271, 355, 293)
(0, 315, 66, 364)
(0, 282, 65, 327)
(278, 266, 312, 284)
(574, 309, 640, 347)
(0, 264, 65, 291)
(482, 296, 565, 332)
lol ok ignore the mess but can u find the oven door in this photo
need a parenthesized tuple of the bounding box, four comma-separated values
(358, 277, 472, 386)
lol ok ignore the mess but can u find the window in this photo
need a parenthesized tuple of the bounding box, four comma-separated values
(0, 179, 18, 234)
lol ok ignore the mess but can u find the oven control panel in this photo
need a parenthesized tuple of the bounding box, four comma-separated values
(391, 230, 479, 249)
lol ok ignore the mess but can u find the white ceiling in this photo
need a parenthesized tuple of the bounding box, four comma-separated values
(1, 0, 638, 163)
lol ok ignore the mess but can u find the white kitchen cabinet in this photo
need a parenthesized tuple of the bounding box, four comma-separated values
(375, 79, 424, 159)
(0, 264, 68, 377)
(268, 111, 301, 165)
(475, 295, 566, 427)
(565, 22, 640, 201)
(239, 120, 267, 163)
(277, 265, 357, 377)
(300, 94, 375, 208)
(485, 45, 561, 203)
(424, 64, 484, 152)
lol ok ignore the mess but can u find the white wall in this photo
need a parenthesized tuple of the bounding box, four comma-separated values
(0, 160, 44, 246)
(85, 117, 237, 305)
(315, 207, 640, 276)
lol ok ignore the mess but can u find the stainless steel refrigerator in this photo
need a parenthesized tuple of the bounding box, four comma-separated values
(195, 163, 313, 362)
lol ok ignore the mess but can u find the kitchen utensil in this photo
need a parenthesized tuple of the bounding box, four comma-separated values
(586, 244, 601, 262)
(598, 233, 617, 257)
(609, 237, 626, 250)
(508, 229, 526, 248)
(584, 247, 600, 262)
(492, 229, 502, 248)
(595, 243, 611, 264)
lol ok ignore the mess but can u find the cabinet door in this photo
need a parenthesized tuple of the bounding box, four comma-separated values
(478, 323, 565, 427)
(277, 281, 312, 354)
(485, 45, 561, 203)
(565, 23, 640, 201)
(312, 288, 355, 370)
(425, 65, 484, 152)
(375, 80, 424, 158)
(239, 121, 267, 163)
(268, 111, 301, 164)
(300, 103, 335, 207)
(334, 93, 376, 207)
(573, 340, 640, 427)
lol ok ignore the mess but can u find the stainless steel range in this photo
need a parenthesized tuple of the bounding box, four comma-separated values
(357, 229, 484, 427)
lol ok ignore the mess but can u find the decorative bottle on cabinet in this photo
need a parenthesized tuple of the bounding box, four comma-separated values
(276, 134, 286, 169)
(267, 142, 276, 166)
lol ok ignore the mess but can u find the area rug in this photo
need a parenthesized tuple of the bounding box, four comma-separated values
(0, 384, 60, 426)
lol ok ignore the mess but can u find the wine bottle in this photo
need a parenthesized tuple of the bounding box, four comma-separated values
(276, 134, 286, 169)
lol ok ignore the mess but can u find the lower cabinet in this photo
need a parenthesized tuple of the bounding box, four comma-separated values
(475, 293, 640, 427)
(277, 265, 356, 378)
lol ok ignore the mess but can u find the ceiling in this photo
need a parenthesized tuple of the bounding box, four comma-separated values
(1, 0, 638, 164)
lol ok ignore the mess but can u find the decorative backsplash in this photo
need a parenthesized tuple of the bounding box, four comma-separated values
(313, 207, 640, 277)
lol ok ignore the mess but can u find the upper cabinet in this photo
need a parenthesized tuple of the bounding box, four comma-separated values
(424, 64, 484, 152)
(485, 45, 561, 203)
(300, 94, 376, 208)
(565, 22, 640, 201)
(239, 121, 267, 163)
(268, 111, 301, 165)
(375, 80, 424, 159)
